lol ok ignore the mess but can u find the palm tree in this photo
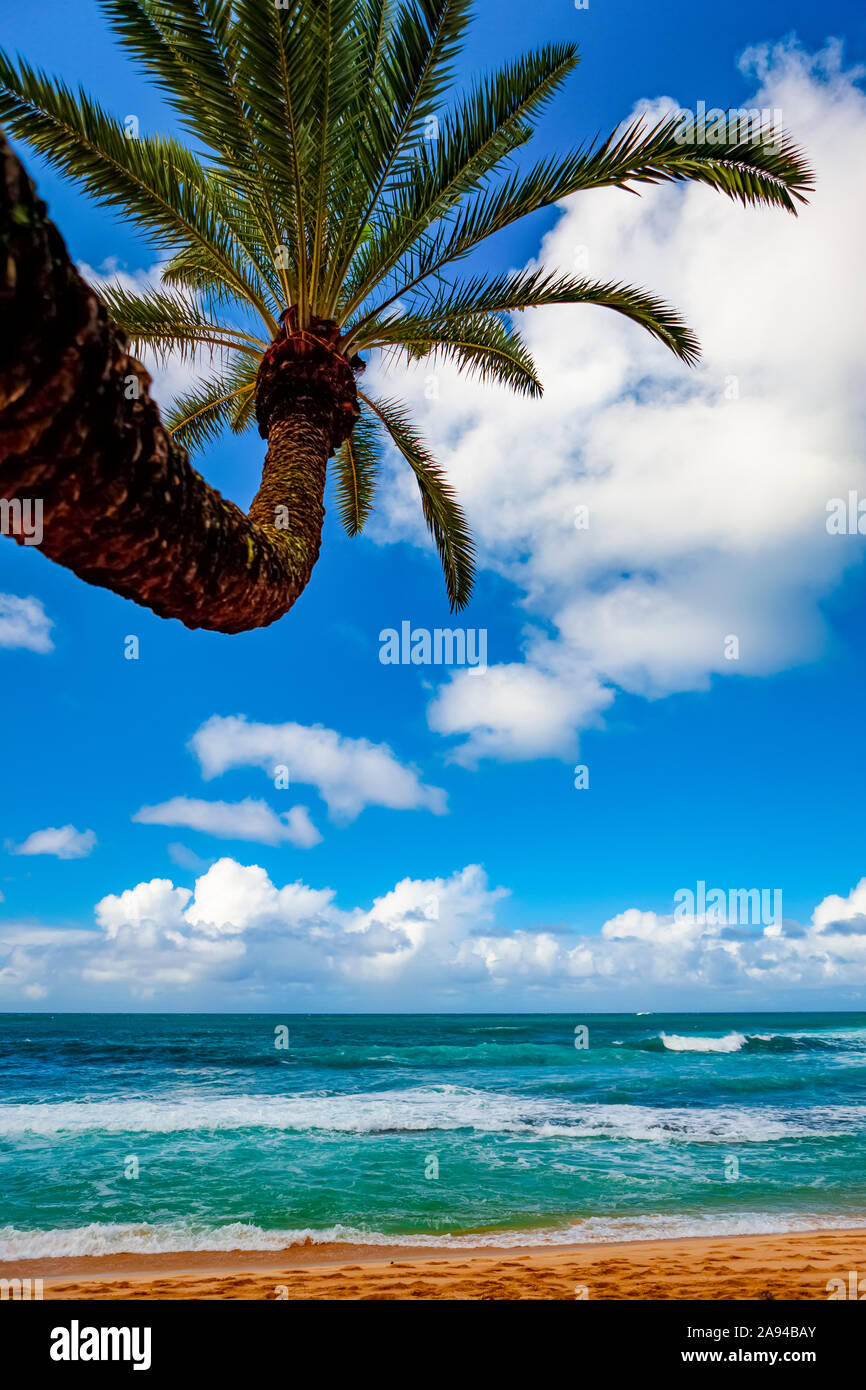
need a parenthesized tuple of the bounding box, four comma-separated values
(0, 0, 811, 633)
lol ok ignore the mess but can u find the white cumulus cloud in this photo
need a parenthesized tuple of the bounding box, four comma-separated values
(132, 796, 321, 848)
(190, 714, 447, 820)
(369, 41, 866, 763)
(5, 860, 866, 1009)
(0, 594, 54, 653)
(9, 825, 96, 859)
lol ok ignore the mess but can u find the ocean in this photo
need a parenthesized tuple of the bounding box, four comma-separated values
(1, 1012, 865, 1259)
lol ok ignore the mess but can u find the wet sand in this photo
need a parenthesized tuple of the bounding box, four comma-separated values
(5, 1227, 864, 1300)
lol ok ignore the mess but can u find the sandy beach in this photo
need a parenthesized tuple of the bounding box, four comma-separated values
(6, 1227, 864, 1300)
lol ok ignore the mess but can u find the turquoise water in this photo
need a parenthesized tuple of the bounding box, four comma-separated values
(1, 1012, 865, 1257)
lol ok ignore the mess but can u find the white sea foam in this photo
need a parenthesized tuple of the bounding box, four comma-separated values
(660, 1031, 746, 1053)
(2, 1210, 865, 1261)
(0, 1087, 860, 1143)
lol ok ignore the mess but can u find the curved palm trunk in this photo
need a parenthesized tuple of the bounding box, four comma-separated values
(0, 134, 357, 634)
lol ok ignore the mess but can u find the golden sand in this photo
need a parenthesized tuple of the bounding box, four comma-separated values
(6, 1227, 865, 1300)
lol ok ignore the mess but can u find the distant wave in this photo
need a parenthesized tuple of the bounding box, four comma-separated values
(9, 1030, 863, 1072)
(2, 1210, 865, 1261)
(0, 1088, 861, 1143)
(631, 1030, 854, 1056)
(660, 1032, 747, 1053)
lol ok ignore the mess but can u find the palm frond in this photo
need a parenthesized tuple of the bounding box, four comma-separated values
(360, 390, 475, 608)
(340, 0, 473, 269)
(361, 110, 813, 317)
(165, 353, 261, 453)
(233, 0, 320, 312)
(579, 110, 814, 210)
(160, 243, 255, 312)
(332, 409, 381, 534)
(375, 312, 543, 395)
(0, 50, 278, 327)
(229, 383, 257, 434)
(306, 0, 369, 305)
(337, 40, 580, 314)
(97, 0, 246, 160)
(376, 0, 473, 172)
(97, 280, 267, 362)
(351, 0, 395, 171)
(353, 267, 700, 364)
(332, 0, 397, 238)
(99, 0, 291, 297)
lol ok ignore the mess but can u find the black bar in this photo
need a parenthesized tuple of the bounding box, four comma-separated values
(5, 1297, 860, 1378)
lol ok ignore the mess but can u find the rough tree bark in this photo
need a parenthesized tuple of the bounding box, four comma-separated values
(0, 131, 359, 634)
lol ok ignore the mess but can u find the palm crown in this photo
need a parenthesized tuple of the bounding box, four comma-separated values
(0, 0, 812, 612)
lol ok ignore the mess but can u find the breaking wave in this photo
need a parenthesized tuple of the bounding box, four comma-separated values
(2, 1210, 865, 1261)
(0, 1087, 860, 1143)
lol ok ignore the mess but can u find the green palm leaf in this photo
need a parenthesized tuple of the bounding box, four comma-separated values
(354, 268, 701, 364)
(97, 280, 267, 361)
(360, 111, 813, 317)
(0, 51, 278, 327)
(360, 390, 475, 608)
(337, 40, 580, 315)
(377, 312, 543, 395)
(333, 410, 381, 535)
(165, 352, 261, 452)
(98, 0, 290, 297)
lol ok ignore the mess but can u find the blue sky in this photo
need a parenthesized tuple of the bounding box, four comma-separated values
(1, 0, 866, 1010)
